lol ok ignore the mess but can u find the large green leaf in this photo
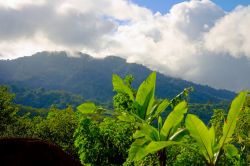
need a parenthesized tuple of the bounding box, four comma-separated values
(128, 138, 150, 161)
(139, 123, 159, 141)
(132, 141, 180, 161)
(117, 112, 136, 123)
(161, 101, 187, 140)
(147, 99, 170, 123)
(133, 130, 145, 139)
(154, 99, 170, 116)
(169, 128, 188, 141)
(135, 72, 156, 119)
(208, 126, 216, 150)
(77, 102, 96, 114)
(158, 116, 163, 131)
(145, 104, 158, 122)
(219, 91, 247, 148)
(112, 74, 134, 101)
(185, 114, 214, 163)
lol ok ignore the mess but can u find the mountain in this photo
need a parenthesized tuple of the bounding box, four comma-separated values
(0, 51, 236, 108)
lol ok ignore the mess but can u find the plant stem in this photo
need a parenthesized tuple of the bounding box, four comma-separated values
(159, 148, 166, 166)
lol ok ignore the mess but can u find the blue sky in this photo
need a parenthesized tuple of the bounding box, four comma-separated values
(132, 0, 250, 13)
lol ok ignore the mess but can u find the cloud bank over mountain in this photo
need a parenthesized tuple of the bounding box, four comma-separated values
(0, 0, 249, 91)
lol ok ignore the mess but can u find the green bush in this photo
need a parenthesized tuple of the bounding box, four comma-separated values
(74, 117, 134, 166)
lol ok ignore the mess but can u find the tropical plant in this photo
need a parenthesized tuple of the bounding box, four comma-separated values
(234, 96, 250, 165)
(185, 91, 247, 166)
(128, 101, 188, 166)
(112, 72, 193, 165)
(112, 72, 192, 124)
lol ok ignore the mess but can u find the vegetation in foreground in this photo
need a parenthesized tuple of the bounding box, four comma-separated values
(0, 72, 249, 165)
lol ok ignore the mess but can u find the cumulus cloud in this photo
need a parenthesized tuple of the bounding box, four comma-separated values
(0, 0, 152, 58)
(205, 6, 250, 58)
(108, 0, 225, 76)
(0, 0, 249, 91)
(168, 0, 225, 39)
(0, 0, 118, 56)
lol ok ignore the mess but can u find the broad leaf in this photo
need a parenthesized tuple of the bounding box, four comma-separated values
(219, 91, 247, 148)
(185, 114, 214, 163)
(145, 104, 158, 122)
(158, 116, 163, 131)
(135, 72, 156, 119)
(161, 101, 188, 140)
(208, 126, 215, 148)
(129, 138, 150, 161)
(154, 99, 170, 116)
(133, 141, 180, 161)
(169, 128, 188, 141)
(147, 99, 170, 123)
(117, 113, 136, 123)
(112, 74, 134, 101)
(139, 123, 159, 141)
(77, 102, 96, 114)
(133, 130, 145, 139)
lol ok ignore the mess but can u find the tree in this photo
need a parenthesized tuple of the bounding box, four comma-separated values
(185, 91, 247, 166)
(0, 86, 18, 135)
(35, 106, 78, 157)
(74, 116, 134, 166)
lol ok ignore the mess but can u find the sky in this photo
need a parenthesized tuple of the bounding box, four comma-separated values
(0, 0, 250, 92)
(132, 0, 250, 13)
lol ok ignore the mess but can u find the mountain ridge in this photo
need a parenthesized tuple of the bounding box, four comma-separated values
(0, 51, 236, 107)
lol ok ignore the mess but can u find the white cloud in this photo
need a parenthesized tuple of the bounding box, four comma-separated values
(56, 0, 152, 21)
(0, 0, 250, 91)
(205, 6, 250, 58)
(168, 0, 225, 39)
(0, 0, 45, 9)
(0, 32, 67, 58)
(0, 0, 118, 58)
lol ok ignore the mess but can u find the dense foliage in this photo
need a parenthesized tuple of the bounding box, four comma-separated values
(74, 117, 134, 166)
(0, 86, 79, 158)
(0, 86, 18, 135)
(35, 106, 78, 157)
(0, 71, 249, 166)
(11, 85, 84, 109)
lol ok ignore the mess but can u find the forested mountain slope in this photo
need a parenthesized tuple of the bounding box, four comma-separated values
(0, 51, 235, 107)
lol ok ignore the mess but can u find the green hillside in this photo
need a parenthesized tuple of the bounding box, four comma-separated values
(0, 51, 235, 108)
